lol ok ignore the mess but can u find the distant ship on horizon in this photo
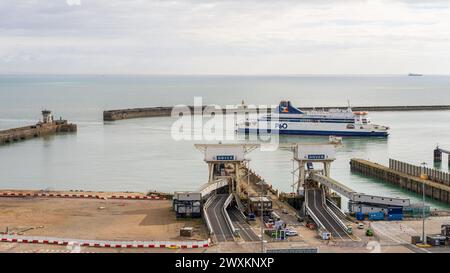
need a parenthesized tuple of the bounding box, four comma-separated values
(408, 73, 423, 76)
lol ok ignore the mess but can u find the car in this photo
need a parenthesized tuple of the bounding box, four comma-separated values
(357, 223, 365, 229)
(282, 209, 288, 214)
(247, 213, 256, 221)
(285, 228, 298, 236)
(263, 216, 274, 224)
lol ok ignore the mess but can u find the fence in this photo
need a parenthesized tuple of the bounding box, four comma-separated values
(0, 235, 210, 249)
(389, 159, 450, 186)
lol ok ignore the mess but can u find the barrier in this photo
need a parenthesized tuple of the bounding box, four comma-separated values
(0, 192, 167, 200)
(109, 195, 166, 200)
(203, 195, 215, 235)
(222, 193, 237, 235)
(0, 235, 210, 249)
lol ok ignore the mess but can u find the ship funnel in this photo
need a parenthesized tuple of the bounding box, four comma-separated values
(277, 101, 304, 114)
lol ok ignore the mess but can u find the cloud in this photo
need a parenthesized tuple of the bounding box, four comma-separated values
(1, 0, 450, 74)
(67, 0, 81, 6)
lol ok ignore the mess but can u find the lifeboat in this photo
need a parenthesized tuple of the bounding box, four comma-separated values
(353, 111, 368, 115)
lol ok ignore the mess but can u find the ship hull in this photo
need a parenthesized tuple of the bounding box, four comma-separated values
(237, 119, 389, 137)
(238, 128, 388, 137)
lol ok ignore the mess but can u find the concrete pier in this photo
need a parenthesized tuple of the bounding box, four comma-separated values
(0, 111, 77, 145)
(350, 158, 450, 205)
(103, 104, 450, 121)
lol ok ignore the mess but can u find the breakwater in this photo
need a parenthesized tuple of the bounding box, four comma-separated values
(0, 111, 77, 145)
(350, 158, 450, 205)
(103, 104, 450, 121)
(103, 106, 269, 121)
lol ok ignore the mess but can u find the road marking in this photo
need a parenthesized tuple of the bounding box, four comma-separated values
(312, 190, 344, 240)
(210, 195, 228, 242)
(371, 222, 431, 253)
(229, 208, 257, 241)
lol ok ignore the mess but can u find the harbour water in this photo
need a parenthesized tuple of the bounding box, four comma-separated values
(1, 75, 450, 210)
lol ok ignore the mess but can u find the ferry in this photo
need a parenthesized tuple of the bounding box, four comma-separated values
(237, 101, 389, 137)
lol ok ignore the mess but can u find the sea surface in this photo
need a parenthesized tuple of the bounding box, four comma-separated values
(1, 75, 450, 210)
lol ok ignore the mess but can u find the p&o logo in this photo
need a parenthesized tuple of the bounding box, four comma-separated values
(276, 123, 288, 130)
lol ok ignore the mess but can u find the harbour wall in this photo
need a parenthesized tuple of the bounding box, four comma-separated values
(350, 158, 450, 205)
(103, 106, 271, 121)
(103, 104, 450, 121)
(0, 121, 77, 145)
(389, 158, 450, 186)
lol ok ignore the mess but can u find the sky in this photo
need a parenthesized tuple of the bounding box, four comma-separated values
(1, 0, 450, 75)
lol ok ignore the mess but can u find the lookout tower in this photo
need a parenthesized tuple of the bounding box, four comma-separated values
(195, 143, 259, 196)
(434, 145, 450, 166)
(42, 110, 53, 124)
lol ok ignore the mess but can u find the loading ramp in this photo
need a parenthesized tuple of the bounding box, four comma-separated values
(204, 194, 235, 242)
(305, 188, 352, 240)
(228, 207, 260, 242)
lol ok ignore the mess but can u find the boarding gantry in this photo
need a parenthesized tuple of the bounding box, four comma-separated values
(283, 142, 353, 240)
(194, 143, 259, 242)
(194, 143, 259, 198)
(290, 143, 337, 195)
(284, 142, 411, 241)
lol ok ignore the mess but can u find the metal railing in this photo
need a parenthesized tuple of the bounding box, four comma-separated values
(390, 158, 450, 186)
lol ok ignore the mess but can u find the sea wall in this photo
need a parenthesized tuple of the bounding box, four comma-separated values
(103, 104, 450, 121)
(103, 106, 273, 121)
(0, 121, 77, 145)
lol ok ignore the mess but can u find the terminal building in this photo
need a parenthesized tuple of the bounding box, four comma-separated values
(248, 196, 273, 216)
(173, 191, 202, 218)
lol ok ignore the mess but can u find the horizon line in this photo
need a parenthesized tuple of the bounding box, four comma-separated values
(0, 73, 447, 77)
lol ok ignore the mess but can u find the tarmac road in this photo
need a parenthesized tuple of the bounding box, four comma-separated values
(206, 194, 234, 242)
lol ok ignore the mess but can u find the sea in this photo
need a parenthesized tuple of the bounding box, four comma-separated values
(1, 74, 450, 210)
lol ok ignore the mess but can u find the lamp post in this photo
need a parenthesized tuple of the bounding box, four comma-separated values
(420, 162, 427, 244)
(257, 180, 265, 253)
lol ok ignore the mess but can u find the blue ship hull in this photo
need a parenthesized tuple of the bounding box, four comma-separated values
(238, 128, 388, 137)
